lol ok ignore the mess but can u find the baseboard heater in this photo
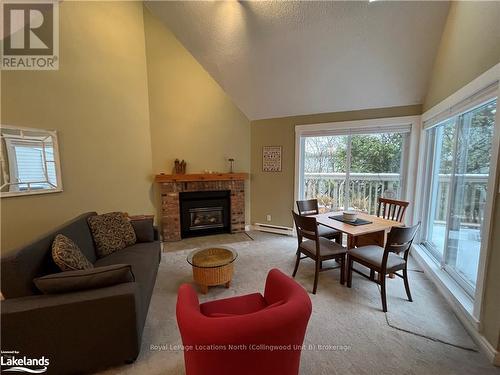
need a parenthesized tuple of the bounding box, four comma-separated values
(253, 223, 294, 236)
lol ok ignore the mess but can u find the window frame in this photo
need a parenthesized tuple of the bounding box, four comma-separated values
(1, 125, 63, 198)
(294, 116, 421, 222)
(419, 98, 497, 298)
(414, 65, 500, 321)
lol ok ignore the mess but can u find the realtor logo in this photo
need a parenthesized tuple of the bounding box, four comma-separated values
(1, 0, 59, 70)
(1, 350, 49, 373)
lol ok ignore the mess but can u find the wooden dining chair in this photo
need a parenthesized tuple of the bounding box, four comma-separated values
(291, 211, 347, 294)
(354, 197, 410, 248)
(377, 197, 409, 222)
(346, 222, 420, 312)
(296, 199, 342, 243)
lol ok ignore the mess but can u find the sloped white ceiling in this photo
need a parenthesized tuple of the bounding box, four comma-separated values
(146, 1, 449, 120)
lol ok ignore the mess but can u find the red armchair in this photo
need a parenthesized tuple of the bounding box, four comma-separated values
(176, 268, 312, 375)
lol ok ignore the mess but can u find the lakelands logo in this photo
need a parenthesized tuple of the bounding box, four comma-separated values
(1, 351, 49, 373)
(1, 0, 59, 70)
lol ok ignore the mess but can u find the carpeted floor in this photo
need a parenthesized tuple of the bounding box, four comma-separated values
(162, 232, 254, 252)
(99, 231, 499, 375)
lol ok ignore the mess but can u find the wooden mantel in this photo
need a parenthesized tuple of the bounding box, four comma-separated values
(155, 172, 248, 183)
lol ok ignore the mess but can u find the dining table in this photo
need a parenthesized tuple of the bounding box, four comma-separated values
(313, 211, 402, 250)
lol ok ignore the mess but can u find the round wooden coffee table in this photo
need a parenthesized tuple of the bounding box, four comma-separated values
(187, 247, 238, 294)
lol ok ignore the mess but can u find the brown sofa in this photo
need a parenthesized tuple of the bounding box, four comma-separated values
(1, 212, 161, 374)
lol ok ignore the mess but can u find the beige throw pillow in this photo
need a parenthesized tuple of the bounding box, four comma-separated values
(52, 234, 94, 271)
(87, 212, 137, 258)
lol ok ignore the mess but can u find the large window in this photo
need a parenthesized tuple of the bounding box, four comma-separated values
(421, 98, 497, 295)
(298, 128, 409, 214)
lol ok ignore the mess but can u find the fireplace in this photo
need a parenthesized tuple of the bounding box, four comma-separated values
(179, 190, 230, 238)
(156, 173, 247, 241)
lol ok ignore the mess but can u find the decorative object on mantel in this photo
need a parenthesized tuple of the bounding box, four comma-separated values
(173, 159, 187, 174)
(228, 158, 235, 173)
(155, 172, 248, 183)
(262, 146, 282, 172)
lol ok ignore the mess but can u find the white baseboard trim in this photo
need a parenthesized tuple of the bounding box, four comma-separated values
(476, 333, 500, 366)
(244, 224, 251, 232)
(252, 223, 294, 236)
(412, 245, 499, 365)
(472, 330, 500, 366)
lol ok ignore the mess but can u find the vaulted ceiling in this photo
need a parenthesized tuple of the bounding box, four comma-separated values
(146, 1, 450, 120)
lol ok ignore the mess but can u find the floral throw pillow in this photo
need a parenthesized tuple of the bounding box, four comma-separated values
(87, 212, 137, 258)
(52, 234, 94, 271)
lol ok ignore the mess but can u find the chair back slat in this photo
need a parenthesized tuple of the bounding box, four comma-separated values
(296, 199, 319, 216)
(394, 205, 401, 221)
(377, 198, 409, 223)
(292, 211, 318, 241)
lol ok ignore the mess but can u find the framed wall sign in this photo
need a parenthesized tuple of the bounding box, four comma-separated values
(262, 146, 282, 172)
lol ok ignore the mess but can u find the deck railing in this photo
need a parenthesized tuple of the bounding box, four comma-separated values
(303, 172, 488, 224)
(433, 173, 488, 225)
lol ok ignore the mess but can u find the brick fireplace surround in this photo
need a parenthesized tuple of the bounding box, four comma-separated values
(155, 173, 248, 241)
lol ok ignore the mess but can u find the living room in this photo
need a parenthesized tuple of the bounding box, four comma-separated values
(1, 1, 499, 374)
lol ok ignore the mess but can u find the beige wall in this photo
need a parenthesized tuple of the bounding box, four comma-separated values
(422, 1, 500, 352)
(0, 3, 252, 253)
(250, 105, 422, 228)
(423, 1, 500, 111)
(1, 2, 155, 252)
(143, 7, 251, 224)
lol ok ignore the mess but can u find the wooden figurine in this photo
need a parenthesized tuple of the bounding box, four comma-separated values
(173, 159, 187, 174)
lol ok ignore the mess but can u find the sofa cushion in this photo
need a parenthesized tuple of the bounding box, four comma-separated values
(1, 213, 97, 299)
(94, 243, 159, 288)
(94, 242, 160, 320)
(87, 212, 136, 258)
(131, 218, 155, 243)
(33, 264, 134, 294)
(52, 234, 94, 272)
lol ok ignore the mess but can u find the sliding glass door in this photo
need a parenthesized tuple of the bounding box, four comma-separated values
(422, 99, 497, 294)
(299, 129, 408, 214)
(425, 118, 456, 258)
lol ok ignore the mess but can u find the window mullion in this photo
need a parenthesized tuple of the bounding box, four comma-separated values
(427, 128, 444, 263)
(345, 134, 352, 210)
(441, 116, 461, 268)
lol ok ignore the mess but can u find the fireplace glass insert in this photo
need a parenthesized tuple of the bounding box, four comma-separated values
(179, 190, 230, 238)
(189, 207, 224, 230)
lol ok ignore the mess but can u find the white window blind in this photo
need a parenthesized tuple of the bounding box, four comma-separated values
(15, 146, 45, 182)
(9, 142, 56, 188)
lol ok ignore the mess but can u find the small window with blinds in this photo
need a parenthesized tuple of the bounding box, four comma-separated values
(1, 125, 62, 197)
